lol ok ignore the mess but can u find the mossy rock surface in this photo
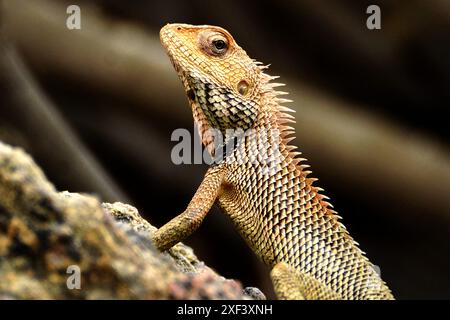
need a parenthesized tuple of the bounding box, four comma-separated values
(0, 141, 255, 299)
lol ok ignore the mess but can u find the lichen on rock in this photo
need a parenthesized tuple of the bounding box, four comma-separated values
(0, 141, 253, 299)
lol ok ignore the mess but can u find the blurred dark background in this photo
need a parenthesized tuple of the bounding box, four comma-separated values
(1, 0, 449, 299)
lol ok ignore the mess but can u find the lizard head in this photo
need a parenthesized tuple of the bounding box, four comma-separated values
(160, 23, 264, 132)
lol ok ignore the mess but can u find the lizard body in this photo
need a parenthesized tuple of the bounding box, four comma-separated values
(155, 23, 394, 300)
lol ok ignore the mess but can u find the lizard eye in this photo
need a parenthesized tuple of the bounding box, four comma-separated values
(208, 34, 228, 55)
(199, 31, 230, 57)
(212, 39, 227, 52)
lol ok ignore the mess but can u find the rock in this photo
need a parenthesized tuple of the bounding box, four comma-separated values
(0, 141, 253, 299)
(243, 287, 267, 300)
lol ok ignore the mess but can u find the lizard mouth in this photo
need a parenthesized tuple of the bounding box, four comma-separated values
(160, 24, 202, 107)
(160, 25, 181, 73)
(186, 88, 196, 102)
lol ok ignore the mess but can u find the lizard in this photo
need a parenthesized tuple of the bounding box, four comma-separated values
(153, 23, 395, 300)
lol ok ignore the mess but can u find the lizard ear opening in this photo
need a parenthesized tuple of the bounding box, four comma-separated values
(237, 79, 250, 96)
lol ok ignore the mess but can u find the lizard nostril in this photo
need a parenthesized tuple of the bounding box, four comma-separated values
(177, 27, 181, 31)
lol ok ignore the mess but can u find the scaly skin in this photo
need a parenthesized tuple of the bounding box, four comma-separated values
(154, 23, 394, 300)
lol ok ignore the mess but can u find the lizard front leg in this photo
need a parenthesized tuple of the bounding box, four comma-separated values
(152, 165, 226, 251)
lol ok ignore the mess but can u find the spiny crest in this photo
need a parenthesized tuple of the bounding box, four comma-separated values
(257, 66, 295, 125)
(257, 63, 356, 234)
(257, 64, 300, 156)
